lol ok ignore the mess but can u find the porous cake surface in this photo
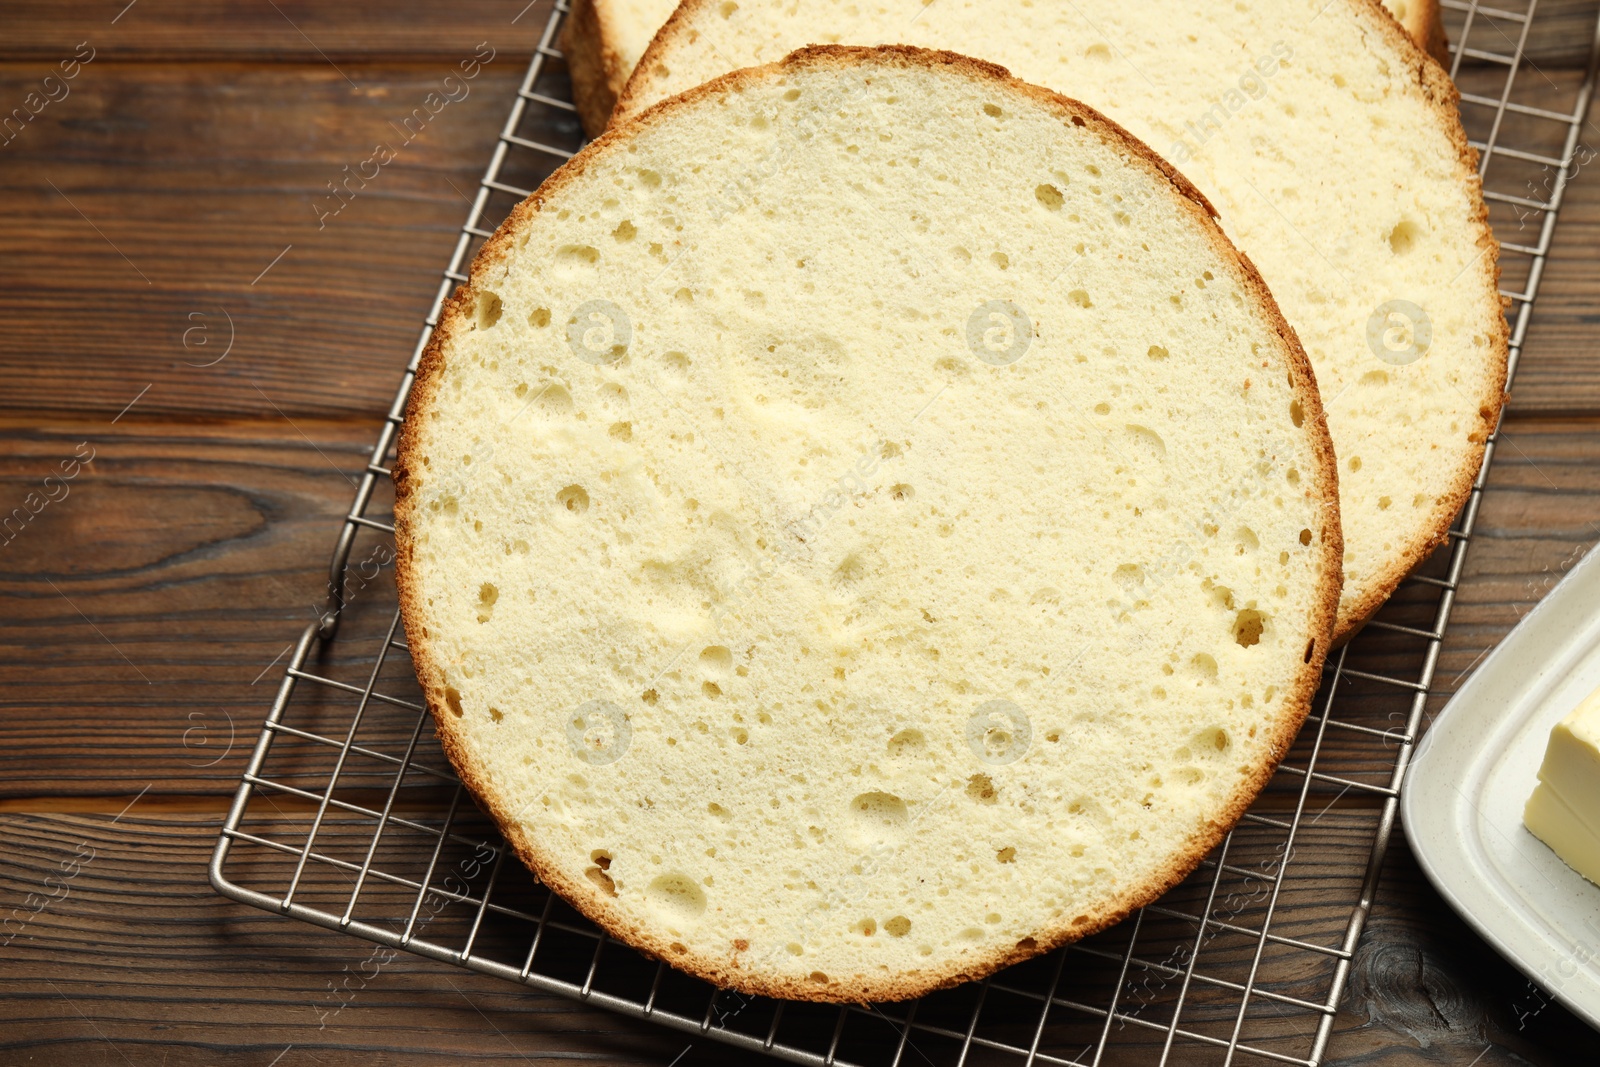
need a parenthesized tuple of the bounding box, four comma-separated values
(617, 0, 1506, 641)
(396, 46, 1342, 1002)
(559, 0, 1447, 136)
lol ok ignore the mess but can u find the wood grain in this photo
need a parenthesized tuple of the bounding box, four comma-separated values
(4, 1, 1600, 1063)
(0, 58, 583, 422)
(1444, 0, 1600, 68)
(1449, 66, 1600, 417)
(0, 418, 377, 793)
(0, 810, 711, 1067)
(4, 808, 1598, 1066)
(0, 0, 561, 62)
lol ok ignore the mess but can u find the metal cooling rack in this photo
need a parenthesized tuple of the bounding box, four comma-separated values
(210, 1, 1600, 1063)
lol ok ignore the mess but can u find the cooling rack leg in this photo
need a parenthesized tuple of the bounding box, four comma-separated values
(209, 620, 320, 899)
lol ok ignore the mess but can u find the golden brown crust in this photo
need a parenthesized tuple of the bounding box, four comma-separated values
(601, 0, 1448, 121)
(612, 0, 716, 125)
(396, 44, 1344, 1003)
(1394, 0, 1451, 66)
(1420, 0, 1451, 67)
(618, 0, 1453, 122)
(561, 0, 627, 139)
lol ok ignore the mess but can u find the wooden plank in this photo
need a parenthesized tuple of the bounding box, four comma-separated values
(0, 417, 380, 795)
(1424, 417, 1600, 704)
(2, 3, 1598, 1060)
(1, 807, 1594, 1065)
(1447, 63, 1600, 417)
(1444, 0, 1600, 69)
(0, 808, 724, 1067)
(0, 59, 578, 421)
(0, 0, 559, 62)
(1329, 835, 1600, 1065)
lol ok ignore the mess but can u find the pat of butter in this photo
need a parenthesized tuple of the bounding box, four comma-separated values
(1525, 684, 1600, 886)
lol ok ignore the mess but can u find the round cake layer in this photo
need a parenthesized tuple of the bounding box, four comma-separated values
(396, 46, 1342, 1002)
(616, 0, 1505, 641)
(559, 0, 1448, 138)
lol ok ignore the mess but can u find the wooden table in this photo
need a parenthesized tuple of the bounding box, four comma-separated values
(3, 2, 1600, 1063)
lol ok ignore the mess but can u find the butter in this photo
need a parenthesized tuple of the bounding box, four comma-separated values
(1525, 684, 1600, 886)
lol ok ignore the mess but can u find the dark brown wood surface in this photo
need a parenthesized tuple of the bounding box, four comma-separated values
(4, 2, 1600, 1064)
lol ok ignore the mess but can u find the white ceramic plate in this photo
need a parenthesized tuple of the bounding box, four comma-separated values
(1401, 540, 1600, 1029)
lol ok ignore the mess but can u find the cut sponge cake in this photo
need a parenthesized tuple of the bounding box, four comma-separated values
(564, 0, 674, 136)
(561, 0, 1448, 136)
(395, 46, 1343, 1002)
(615, 0, 1506, 643)
(1390, 0, 1450, 65)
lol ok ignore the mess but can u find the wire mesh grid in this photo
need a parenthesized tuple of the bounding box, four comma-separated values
(209, 2, 1600, 1063)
